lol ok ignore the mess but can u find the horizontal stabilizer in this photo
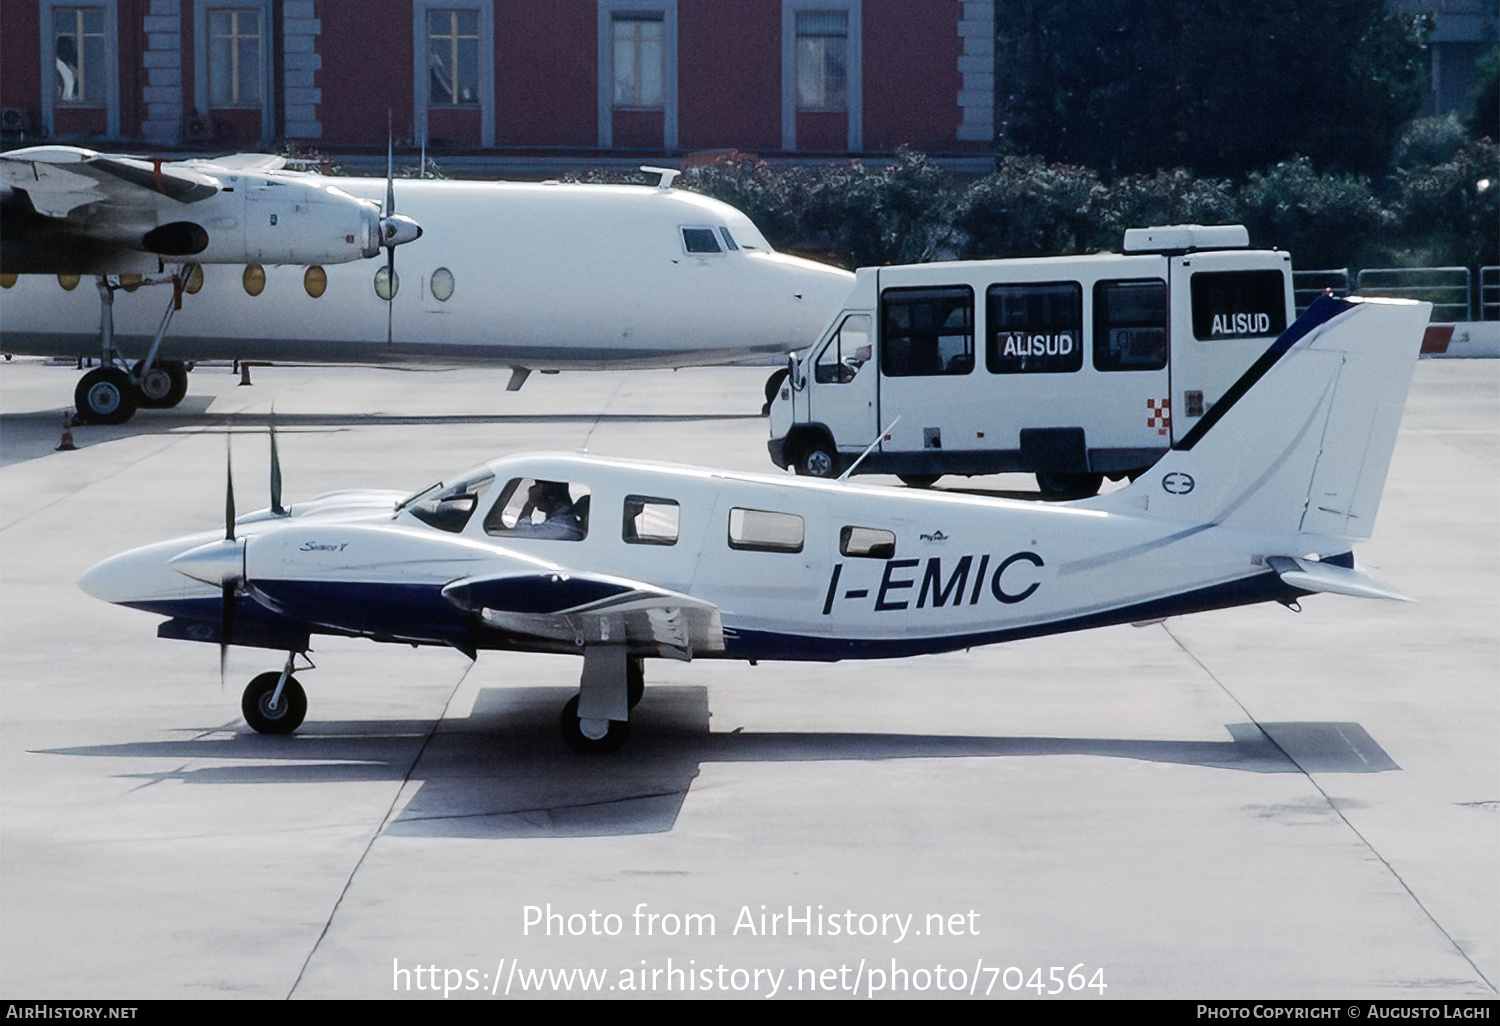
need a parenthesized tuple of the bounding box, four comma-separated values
(1266, 556, 1413, 602)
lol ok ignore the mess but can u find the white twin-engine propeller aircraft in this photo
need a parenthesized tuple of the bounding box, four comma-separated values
(79, 295, 1429, 752)
(0, 147, 854, 424)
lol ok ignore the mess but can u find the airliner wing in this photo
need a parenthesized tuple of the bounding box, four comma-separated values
(441, 571, 725, 660)
(1, 148, 219, 218)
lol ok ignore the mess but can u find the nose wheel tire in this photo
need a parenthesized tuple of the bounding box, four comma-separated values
(242, 672, 307, 735)
(560, 695, 629, 754)
(74, 367, 138, 425)
(1035, 471, 1103, 500)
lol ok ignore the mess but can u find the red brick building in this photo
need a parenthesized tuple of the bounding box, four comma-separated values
(0, 1, 996, 161)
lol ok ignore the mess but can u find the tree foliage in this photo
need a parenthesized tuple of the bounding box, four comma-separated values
(996, 0, 1431, 178)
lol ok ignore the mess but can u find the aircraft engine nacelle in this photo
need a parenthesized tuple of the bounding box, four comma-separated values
(180, 177, 382, 267)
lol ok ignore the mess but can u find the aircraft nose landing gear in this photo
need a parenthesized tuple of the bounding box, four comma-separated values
(241, 652, 309, 734)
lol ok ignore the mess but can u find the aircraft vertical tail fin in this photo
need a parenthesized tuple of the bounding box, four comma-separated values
(1086, 296, 1430, 540)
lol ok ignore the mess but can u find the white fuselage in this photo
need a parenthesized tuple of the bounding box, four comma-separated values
(1, 179, 855, 369)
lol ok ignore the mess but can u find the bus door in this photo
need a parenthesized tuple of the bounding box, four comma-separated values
(805, 313, 878, 453)
(1167, 255, 1291, 441)
(1086, 278, 1172, 471)
(876, 284, 977, 455)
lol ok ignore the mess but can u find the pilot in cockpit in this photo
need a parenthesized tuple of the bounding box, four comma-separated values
(514, 480, 586, 540)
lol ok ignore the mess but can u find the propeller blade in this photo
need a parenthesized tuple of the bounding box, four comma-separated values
(269, 415, 284, 516)
(220, 579, 236, 686)
(386, 109, 396, 218)
(224, 433, 236, 542)
(386, 246, 396, 348)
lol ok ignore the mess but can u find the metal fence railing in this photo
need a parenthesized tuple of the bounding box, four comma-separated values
(1292, 269, 1351, 316)
(1355, 266, 1472, 322)
(1481, 266, 1499, 322)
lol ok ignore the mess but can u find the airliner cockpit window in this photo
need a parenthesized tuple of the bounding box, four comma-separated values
(719, 227, 739, 250)
(682, 228, 722, 254)
(396, 469, 495, 533)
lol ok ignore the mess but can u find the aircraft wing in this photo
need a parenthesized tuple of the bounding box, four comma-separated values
(1, 148, 219, 219)
(442, 571, 725, 660)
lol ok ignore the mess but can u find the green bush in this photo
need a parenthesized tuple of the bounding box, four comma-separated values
(953, 156, 1101, 259)
(1238, 158, 1390, 269)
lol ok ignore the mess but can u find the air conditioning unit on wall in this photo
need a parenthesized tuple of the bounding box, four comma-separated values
(1, 108, 30, 134)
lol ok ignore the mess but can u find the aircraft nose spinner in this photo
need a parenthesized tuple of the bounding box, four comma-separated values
(167, 538, 245, 587)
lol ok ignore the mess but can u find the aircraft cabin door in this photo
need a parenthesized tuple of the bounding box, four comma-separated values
(805, 313, 878, 453)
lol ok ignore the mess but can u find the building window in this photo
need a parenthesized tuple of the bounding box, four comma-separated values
(612, 12, 663, 110)
(427, 9, 480, 106)
(53, 6, 106, 105)
(795, 10, 847, 112)
(208, 9, 261, 107)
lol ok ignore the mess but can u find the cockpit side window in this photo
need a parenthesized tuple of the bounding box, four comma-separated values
(396, 470, 495, 533)
(681, 227, 722, 254)
(718, 227, 739, 251)
(484, 477, 590, 541)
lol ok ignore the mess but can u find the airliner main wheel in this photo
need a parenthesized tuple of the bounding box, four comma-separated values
(74, 367, 138, 425)
(560, 695, 629, 754)
(242, 672, 307, 735)
(133, 360, 189, 408)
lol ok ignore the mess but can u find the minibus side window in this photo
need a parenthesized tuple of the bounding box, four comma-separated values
(880, 287, 974, 377)
(1094, 279, 1167, 371)
(986, 282, 1083, 374)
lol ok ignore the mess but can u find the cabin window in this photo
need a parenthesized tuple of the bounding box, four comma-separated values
(840, 526, 895, 559)
(1094, 279, 1167, 371)
(880, 287, 974, 377)
(728, 508, 804, 553)
(430, 267, 455, 302)
(985, 281, 1083, 374)
(484, 478, 590, 541)
(623, 495, 679, 545)
(814, 314, 872, 384)
(397, 469, 495, 533)
(681, 227, 722, 254)
(1190, 270, 1287, 341)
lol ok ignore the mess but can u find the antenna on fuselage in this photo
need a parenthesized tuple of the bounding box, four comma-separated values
(640, 165, 680, 190)
(838, 416, 901, 482)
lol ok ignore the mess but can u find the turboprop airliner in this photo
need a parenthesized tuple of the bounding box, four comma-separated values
(0, 149, 855, 423)
(78, 295, 1428, 752)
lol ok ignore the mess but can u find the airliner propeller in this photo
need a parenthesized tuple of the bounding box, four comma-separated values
(377, 115, 423, 347)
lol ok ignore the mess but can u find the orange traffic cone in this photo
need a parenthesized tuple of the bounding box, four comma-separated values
(56, 410, 77, 451)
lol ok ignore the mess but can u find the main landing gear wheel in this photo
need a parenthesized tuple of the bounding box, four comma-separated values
(74, 367, 137, 425)
(560, 695, 629, 754)
(242, 672, 307, 735)
(133, 360, 188, 408)
(898, 474, 940, 488)
(627, 656, 645, 710)
(1035, 471, 1103, 500)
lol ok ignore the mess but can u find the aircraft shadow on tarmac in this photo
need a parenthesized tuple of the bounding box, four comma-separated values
(35, 686, 1401, 839)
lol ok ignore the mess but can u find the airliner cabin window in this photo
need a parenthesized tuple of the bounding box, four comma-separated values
(727, 508, 804, 553)
(986, 281, 1083, 374)
(396, 469, 495, 533)
(814, 314, 872, 383)
(880, 287, 974, 377)
(623, 495, 679, 545)
(1094, 279, 1167, 371)
(484, 478, 590, 541)
(1190, 270, 1286, 341)
(681, 228, 722, 254)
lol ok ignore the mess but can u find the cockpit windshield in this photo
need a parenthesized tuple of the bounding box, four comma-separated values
(395, 467, 496, 533)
